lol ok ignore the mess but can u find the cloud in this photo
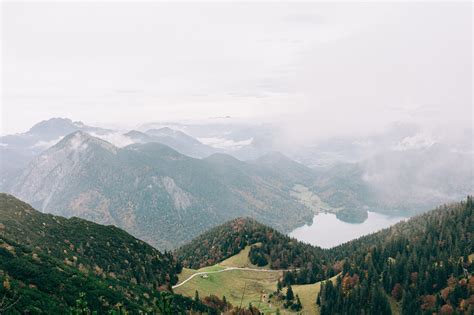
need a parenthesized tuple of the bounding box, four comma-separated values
(31, 136, 64, 149)
(198, 137, 253, 150)
(89, 132, 135, 148)
(391, 132, 436, 151)
(2, 2, 471, 142)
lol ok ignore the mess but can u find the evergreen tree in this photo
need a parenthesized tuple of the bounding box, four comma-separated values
(293, 295, 302, 311)
(277, 279, 283, 292)
(286, 285, 294, 302)
(370, 285, 391, 315)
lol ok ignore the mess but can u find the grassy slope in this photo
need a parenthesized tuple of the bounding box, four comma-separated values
(175, 246, 280, 313)
(175, 246, 334, 314)
(176, 247, 399, 315)
(219, 243, 270, 269)
(292, 274, 339, 315)
(292, 283, 321, 315)
(219, 245, 253, 268)
(175, 268, 280, 313)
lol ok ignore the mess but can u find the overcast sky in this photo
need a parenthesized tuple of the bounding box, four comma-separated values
(1, 2, 472, 136)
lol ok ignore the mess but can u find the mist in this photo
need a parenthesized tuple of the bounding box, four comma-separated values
(3, 2, 472, 139)
(2, 2, 472, 213)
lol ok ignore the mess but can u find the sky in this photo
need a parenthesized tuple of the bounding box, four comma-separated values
(1, 2, 472, 137)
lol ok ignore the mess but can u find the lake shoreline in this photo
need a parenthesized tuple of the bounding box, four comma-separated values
(289, 211, 407, 249)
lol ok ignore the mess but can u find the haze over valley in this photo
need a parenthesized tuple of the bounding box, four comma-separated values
(0, 117, 471, 250)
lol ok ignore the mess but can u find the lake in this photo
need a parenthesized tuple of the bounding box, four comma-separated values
(289, 211, 406, 248)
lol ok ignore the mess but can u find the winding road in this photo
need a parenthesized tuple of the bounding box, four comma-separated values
(172, 267, 290, 289)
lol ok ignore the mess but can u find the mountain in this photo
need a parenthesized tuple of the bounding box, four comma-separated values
(7, 131, 318, 249)
(1, 193, 472, 314)
(253, 151, 317, 184)
(0, 118, 112, 189)
(174, 198, 474, 315)
(292, 124, 474, 216)
(308, 144, 474, 219)
(359, 143, 473, 214)
(175, 217, 326, 273)
(316, 197, 474, 315)
(125, 127, 217, 158)
(137, 120, 275, 160)
(0, 194, 241, 314)
(24, 117, 110, 139)
(0, 193, 178, 313)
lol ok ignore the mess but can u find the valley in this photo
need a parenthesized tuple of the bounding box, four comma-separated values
(290, 184, 341, 214)
(3, 125, 386, 251)
(1, 118, 471, 252)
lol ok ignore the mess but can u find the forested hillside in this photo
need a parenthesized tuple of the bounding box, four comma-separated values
(1, 193, 472, 314)
(175, 217, 332, 284)
(316, 197, 473, 315)
(0, 193, 180, 289)
(7, 131, 316, 249)
(176, 198, 473, 314)
(0, 194, 225, 314)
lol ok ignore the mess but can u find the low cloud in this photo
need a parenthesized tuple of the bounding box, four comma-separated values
(89, 132, 135, 148)
(31, 136, 64, 149)
(198, 137, 253, 150)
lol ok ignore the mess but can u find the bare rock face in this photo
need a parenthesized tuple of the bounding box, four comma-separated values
(161, 176, 193, 211)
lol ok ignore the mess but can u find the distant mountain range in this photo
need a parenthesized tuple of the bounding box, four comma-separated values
(124, 128, 217, 158)
(5, 131, 321, 249)
(0, 118, 112, 187)
(1, 118, 472, 250)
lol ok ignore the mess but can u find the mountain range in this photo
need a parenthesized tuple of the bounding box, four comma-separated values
(1, 194, 472, 314)
(0, 118, 111, 188)
(124, 128, 217, 158)
(1, 118, 472, 249)
(5, 131, 319, 249)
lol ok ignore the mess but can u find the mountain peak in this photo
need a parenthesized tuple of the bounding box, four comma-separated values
(28, 117, 78, 135)
(54, 131, 117, 154)
(156, 126, 175, 133)
(28, 117, 87, 130)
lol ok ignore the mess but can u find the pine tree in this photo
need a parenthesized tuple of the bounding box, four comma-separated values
(277, 279, 282, 292)
(294, 294, 302, 311)
(222, 295, 228, 311)
(286, 285, 294, 302)
(370, 285, 391, 315)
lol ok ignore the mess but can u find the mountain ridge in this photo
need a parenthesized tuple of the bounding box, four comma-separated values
(6, 131, 317, 249)
(0, 193, 182, 313)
